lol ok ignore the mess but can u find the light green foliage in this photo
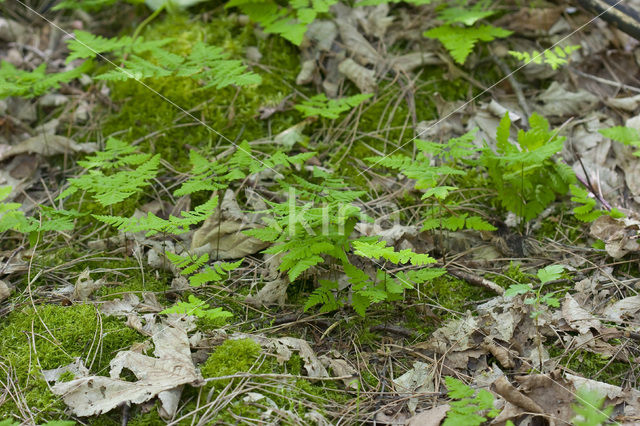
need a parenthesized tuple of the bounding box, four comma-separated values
(166, 251, 242, 286)
(570, 185, 623, 222)
(424, 2, 511, 64)
(0, 186, 28, 232)
(352, 239, 436, 266)
(509, 45, 581, 70)
(443, 376, 500, 426)
(295, 93, 373, 119)
(95, 196, 218, 236)
(58, 137, 160, 207)
(1, 187, 83, 235)
(505, 264, 565, 319)
(225, 0, 338, 45)
(367, 130, 496, 233)
(599, 126, 640, 156)
(481, 112, 575, 221)
(572, 387, 613, 426)
(356, 0, 433, 5)
(0, 421, 75, 426)
(0, 60, 91, 99)
(67, 31, 260, 88)
(161, 294, 233, 320)
(53, 0, 143, 10)
(175, 141, 315, 196)
(246, 168, 367, 282)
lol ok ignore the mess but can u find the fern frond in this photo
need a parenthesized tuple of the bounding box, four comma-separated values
(352, 239, 436, 266)
(424, 24, 511, 64)
(509, 45, 580, 70)
(0, 60, 91, 99)
(94, 196, 218, 236)
(161, 295, 233, 320)
(295, 93, 372, 119)
(189, 260, 243, 286)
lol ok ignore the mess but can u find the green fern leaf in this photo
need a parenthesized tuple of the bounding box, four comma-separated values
(295, 93, 372, 119)
(424, 24, 511, 64)
(161, 295, 232, 320)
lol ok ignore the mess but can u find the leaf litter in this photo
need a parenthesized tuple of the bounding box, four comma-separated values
(1, 0, 640, 424)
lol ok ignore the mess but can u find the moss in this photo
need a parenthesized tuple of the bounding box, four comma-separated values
(97, 12, 301, 168)
(201, 338, 263, 385)
(420, 274, 495, 317)
(549, 347, 631, 386)
(0, 304, 143, 422)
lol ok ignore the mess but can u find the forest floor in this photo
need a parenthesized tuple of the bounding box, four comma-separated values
(1, 0, 640, 425)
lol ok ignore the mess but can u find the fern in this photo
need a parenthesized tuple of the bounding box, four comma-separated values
(59, 138, 161, 207)
(94, 196, 219, 237)
(225, 0, 338, 45)
(352, 239, 436, 266)
(599, 126, 640, 156)
(66, 31, 260, 88)
(570, 185, 623, 222)
(424, 3, 510, 65)
(481, 112, 575, 221)
(295, 93, 372, 119)
(509, 45, 581, 70)
(0, 60, 91, 99)
(443, 377, 500, 426)
(425, 24, 511, 65)
(53, 0, 143, 11)
(174, 142, 314, 197)
(304, 279, 342, 313)
(165, 250, 242, 286)
(0, 187, 29, 233)
(161, 294, 233, 320)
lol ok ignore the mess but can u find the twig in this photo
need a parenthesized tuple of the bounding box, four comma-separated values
(491, 49, 532, 124)
(447, 267, 505, 295)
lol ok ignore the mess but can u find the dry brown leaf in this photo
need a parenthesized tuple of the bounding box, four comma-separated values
(406, 404, 450, 426)
(72, 268, 105, 301)
(51, 320, 203, 418)
(191, 190, 270, 259)
(603, 295, 640, 323)
(590, 215, 640, 258)
(0, 279, 12, 302)
(338, 58, 376, 93)
(0, 135, 98, 162)
(561, 293, 602, 334)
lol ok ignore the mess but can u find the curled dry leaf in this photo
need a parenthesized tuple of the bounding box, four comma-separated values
(0, 135, 98, 162)
(561, 293, 602, 334)
(590, 214, 640, 258)
(0, 279, 13, 302)
(393, 361, 436, 414)
(338, 58, 376, 93)
(51, 320, 203, 419)
(72, 268, 105, 301)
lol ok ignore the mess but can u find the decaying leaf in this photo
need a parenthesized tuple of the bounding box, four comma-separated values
(51, 319, 203, 418)
(191, 189, 270, 259)
(561, 293, 602, 334)
(535, 82, 599, 117)
(72, 268, 105, 301)
(0, 135, 98, 162)
(590, 214, 640, 258)
(0, 279, 12, 302)
(393, 361, 436, 414)
(338, 58, 376, 93)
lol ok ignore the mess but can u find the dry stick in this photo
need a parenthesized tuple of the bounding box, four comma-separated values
(491, 50, 532, 125)
(446, 267, 505, 295)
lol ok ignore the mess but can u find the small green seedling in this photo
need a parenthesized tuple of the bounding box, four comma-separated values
(505, 264, 565, 319)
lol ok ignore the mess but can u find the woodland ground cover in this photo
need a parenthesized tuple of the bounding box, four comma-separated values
(1, 0, 640, 424)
